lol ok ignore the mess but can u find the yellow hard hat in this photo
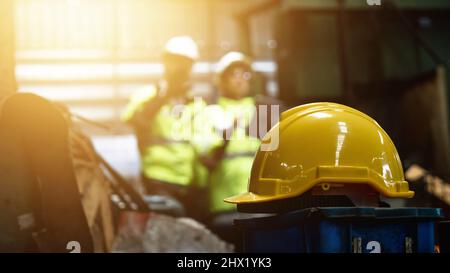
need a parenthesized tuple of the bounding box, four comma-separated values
(225, 102, 414, 205)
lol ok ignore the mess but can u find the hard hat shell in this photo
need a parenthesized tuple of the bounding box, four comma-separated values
(216, 51, 252, 78)
(224, 102, 414, 204)
(164, 36, 199, 61)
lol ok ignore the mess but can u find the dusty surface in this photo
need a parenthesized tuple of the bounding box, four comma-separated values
(113, 213, 233, 253)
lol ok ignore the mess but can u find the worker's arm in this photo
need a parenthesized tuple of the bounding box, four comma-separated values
(199, 118, 237, 171)
(199, 142, 228, 171)
(125, 82, 190, 130)
(127, 93, 168, 130)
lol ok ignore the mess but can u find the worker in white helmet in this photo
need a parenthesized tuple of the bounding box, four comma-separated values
(122, 36, 209, 220)
(200, 51, 261, 244)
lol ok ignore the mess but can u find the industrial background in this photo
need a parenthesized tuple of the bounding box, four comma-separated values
(2, 0, 280, 182)
(1, 0, 450, 253)
(1, 0, 449, 180)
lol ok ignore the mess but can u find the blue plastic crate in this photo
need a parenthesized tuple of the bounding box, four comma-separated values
(235, 207, 443, 253)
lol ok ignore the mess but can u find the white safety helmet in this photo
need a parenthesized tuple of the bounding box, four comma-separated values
(164, 36, 199, 61)
(216, 51, 252, 78)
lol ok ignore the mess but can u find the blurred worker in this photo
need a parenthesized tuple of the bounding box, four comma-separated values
(201, 52, 261, 245)
(122, 36, 208, 220)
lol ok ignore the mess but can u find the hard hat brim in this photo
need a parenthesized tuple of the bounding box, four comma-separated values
(224, 192, 280, 204)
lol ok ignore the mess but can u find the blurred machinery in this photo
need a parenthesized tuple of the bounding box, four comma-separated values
(0, 93, 95, 252)
(0, 93, 152, 252)
(0, 93, 236, 253)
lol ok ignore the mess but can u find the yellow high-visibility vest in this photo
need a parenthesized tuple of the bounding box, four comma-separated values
(122, 85, 208, 187)
(207, 96, 261, 213)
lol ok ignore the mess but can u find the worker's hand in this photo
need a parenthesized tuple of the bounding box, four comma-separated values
(200, 145, 227, 171)
(137, 92, 170, 121)
(199, 155, 218, 171)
